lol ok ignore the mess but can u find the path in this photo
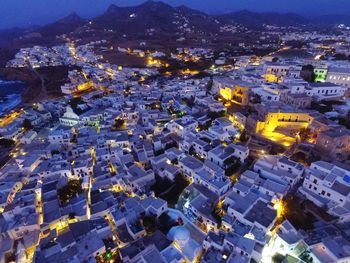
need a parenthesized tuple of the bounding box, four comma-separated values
(29, 66, 47, 101)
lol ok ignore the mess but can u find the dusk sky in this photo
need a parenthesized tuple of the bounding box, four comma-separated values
(1, 0, 350, 29)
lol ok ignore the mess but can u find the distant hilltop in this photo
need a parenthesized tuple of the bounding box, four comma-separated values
(0, 0, 350, 50)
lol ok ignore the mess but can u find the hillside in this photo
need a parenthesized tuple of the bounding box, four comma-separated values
(0, 1, 347, 53)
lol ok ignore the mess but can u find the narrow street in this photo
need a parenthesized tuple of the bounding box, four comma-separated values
(28, 66, 47, 101)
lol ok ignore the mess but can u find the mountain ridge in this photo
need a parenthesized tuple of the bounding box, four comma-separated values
(1, 1, 349, 49)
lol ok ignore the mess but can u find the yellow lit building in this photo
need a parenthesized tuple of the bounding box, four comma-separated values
(263, 63, 292, 83)
(249, 107, 313, 147)
(0, 111, 22, 127)
(217, 79, 250, 106)
(256, 111, 312, 134)
(181, 69, 200, 75)
(77, 81, 94, 92)
(146, 57, 163, 67)
(264, 73, 282, 83)
(220, 87, 233, 101)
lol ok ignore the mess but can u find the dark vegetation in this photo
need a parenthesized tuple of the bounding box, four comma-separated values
(0, 138, 14, 147)
(300, 64, 315, 82)
(0, 138, 15, 167)
(310, 100, 344, 114)
(22, 118, 33, 131)
(113, 118, 126, 130)
(280, 195, 316, 230)
(224, 156, 241, 176)
(151, 173, 190, 207)
(58, 179, 84, 204)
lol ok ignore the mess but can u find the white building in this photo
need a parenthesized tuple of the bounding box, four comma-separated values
(326, 67, 350, 87)
(305, 82, 347, 100)
(254, 155, 304, 187)
(166, 117, 198, 138)
(59, 106, 80, 127)
(208, 143, 249, 166)
(299, 161, 350, 222)
(20, 130, 37, 144)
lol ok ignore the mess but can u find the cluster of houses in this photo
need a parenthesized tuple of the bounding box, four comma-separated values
(6, 43, 98, 68)
(1, 25, 350, 263)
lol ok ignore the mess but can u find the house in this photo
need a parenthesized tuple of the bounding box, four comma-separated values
(224, 191, 277, 233)
(306, 82, 347, 100)
(232, 170, 289, 199)
(166, 117, 198, 138)
(299, 161, 350, 222)
(126, 164, 155, 190)
(281, 92, 312, 109)
(153, 160, 180, 181)
(20, 130, 37, 144)
(179, 155, 203, 181)
(253, 155, 304, 187)
(326, 67, 350, 87)
(315, 128, 350, 161)
(216, 78, 251, 106)
(203, 231, 257, 263)
(48, 129, 71, 145)
(208, 143, 249, 167)
(269, 220, 303, 258)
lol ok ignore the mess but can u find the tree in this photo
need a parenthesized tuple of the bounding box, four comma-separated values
(124, 86, 131, 96)
(224, 156, 240, 169)
(182, 97, 195, 108)
(211, 206, 223, 228)
(333, 53, 348, 61)
(207, 111, 226, 120)
(114, 118, 125, 130)
(189, 145, 196, 156)
(22, 119, 33, 131)
(149, 102, 161, 110)
(250, 94, 262, 104)
(58, 179, 84, 204)
(300, 64, 315, 82)
(51, 150, 60, 156)
(299, 250, 313, 263)
(239, 130, 249, 142)
(0, 138, 15, 147)
(338, 110, 350, 129)
(142, 215, 158, 235)
(69, 97, 84, 110)
(158, 212, 179, 234)
(68, 212, 76, 220)
(205, 78, 213, 94)
(224, 156, 241, 176)
(272, 253, 285, 263)
(299, 127, 314, 142)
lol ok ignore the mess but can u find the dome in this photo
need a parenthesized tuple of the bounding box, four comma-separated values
(172, 226, 190, 245)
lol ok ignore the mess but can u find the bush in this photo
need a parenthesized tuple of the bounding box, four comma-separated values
(58, 179, 84, 204)
(208, 111, 226, 120)
(152, 174, 189, 207)
(142, 215, 158, 235)
(300, 64, 315, 82)
(299, 250, 313, 263)
(158, 212, 179, 234)
(0, 138, 15, 147)
(22, 119, 33, 131)
(69, 212, 76, 219)
(224, 156, 241, 176)
(113, 118, 125, 130)
(239, 130, 249, 142)
(272, 253, 285, 263)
